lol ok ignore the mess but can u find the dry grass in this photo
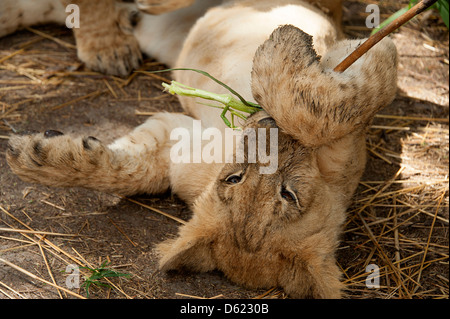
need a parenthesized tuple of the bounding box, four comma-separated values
(0, 0, 448, 299)
(341, 135, 449, 298)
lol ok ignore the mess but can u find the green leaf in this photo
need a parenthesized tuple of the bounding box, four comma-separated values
(371, 6, 409, 35)
(83, 281, 92, 298)
(371, 0, 449, 35)
(79, 261, 131, 298)
(436, 0, 449, 28)
(100, 271, 131, 278)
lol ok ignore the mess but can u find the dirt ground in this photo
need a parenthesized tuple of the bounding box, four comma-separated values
(0, 0, 448, 299)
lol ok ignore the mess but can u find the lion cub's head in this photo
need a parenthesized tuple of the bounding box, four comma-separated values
(158, 112, 347, 298)
(157, 25, 397, 298)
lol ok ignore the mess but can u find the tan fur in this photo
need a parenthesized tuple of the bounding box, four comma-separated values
(4, 0, 398, 298)
(61, 0, 142, 76)
(136, 0, 195, 15)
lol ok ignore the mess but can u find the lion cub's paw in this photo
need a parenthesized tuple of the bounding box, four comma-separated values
(75, 7, 142, 77)
(78, 35, 142, 76)
(77, 33, 142, 77)
(6, 131, 105, 184)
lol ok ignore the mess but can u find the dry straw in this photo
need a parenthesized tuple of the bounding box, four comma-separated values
(0, 2, 448, 299)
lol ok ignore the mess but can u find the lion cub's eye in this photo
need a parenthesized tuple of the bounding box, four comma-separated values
(225, 174, 242, 184)
(281, 186, 297, 203)
(224, 169, 245, 184)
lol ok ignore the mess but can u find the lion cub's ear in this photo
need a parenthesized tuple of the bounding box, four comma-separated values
(157, 237, 215, 272)
(157, 222, 217, 272)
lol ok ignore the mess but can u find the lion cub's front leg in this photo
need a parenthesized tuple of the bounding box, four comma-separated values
(7, 131, 166, 196)
(6, 113, 198, 196)
(8, 131, 123, 192)
(62, 0, 142, 76)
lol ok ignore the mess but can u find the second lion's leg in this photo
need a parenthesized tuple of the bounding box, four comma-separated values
(0, 0, 66, 37)
(60, 0, 142, 76)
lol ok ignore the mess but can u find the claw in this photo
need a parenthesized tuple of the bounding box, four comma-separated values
(44, 130, 64, 138)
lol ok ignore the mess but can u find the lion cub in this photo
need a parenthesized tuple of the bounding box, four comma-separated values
(4, 0, 397, 298)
